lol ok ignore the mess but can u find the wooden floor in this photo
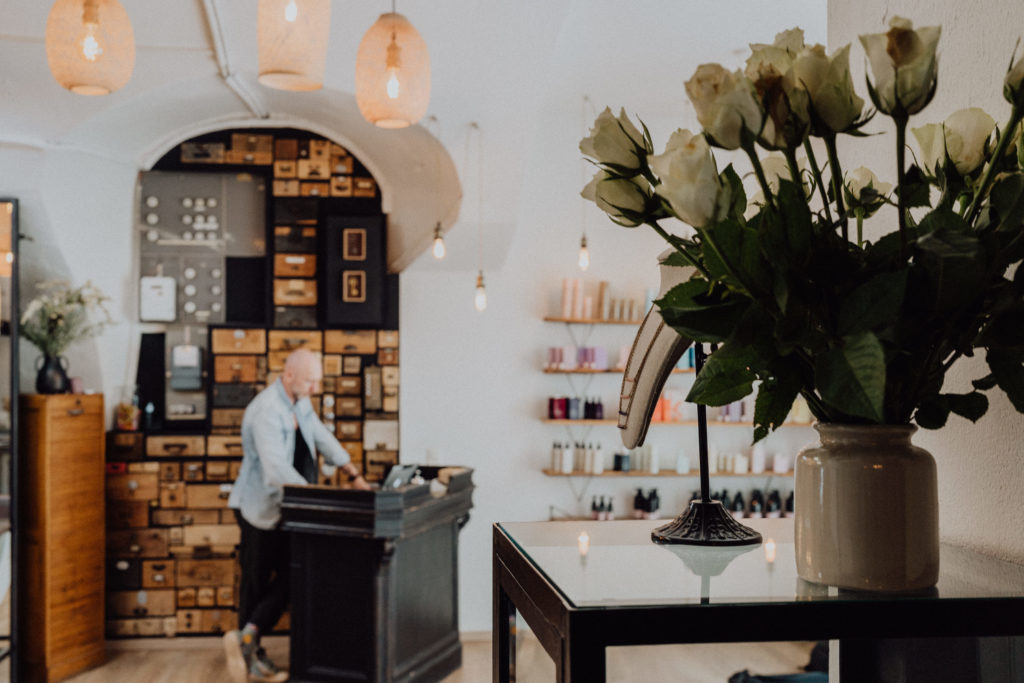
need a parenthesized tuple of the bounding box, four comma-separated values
(0, 633, 816, 682)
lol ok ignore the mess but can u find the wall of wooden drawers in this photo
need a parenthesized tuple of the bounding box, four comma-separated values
(105, 327, 398, 637)
(20, 394, 106, 682)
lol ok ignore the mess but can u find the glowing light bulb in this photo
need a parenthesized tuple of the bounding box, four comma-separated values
(578, 235, 590, 271)
(284, 0, 298, 22)
(386, 69, 401, 99)
(79, 22, 103, 62)
(577, 530, 590, 557)
(764, 538, 777, 564)
(474, 272, 487, 312)
(4, 252, 12, 264)
(431, 223, 446, 259)
(385, 35, 402, 99)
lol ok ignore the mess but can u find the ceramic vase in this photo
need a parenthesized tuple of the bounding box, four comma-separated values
(35, 354, 70, 394)
(794, 423, 939, 592)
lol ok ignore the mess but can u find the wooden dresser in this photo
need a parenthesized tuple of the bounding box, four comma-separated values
(19, 394, 106, 682)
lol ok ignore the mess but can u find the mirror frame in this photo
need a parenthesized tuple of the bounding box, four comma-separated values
(1, 198, 19, 672)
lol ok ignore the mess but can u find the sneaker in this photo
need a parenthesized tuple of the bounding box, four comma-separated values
(249, 647, 289, 682)
(222, 630, 252, 683)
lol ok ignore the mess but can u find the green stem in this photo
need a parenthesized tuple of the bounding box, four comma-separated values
(823, 133, 848, 241)
(855, 207, 865, 247)
(783, 148, 802, 190)
(743, 141, 777, 211)
(645, 220, 711, 280)
(803, 139, 834, 225)
(965, 103, 1023, 224)
(894, 115, 909, 260)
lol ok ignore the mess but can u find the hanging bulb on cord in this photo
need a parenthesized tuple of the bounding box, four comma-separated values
(432, 223, 446, 260)
(385, 34, 401, 99)
(578, 234, 590, 271)
(474, 271, 487, 312)
(284, 0, 298, 22)
(77, 0, 105, 63)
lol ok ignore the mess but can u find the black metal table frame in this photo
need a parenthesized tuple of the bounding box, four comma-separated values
(493, 523, 1024, 682)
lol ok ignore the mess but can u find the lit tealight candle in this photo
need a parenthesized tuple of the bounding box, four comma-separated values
(577, 530, 590, 557)
(764, 538, 777, 564)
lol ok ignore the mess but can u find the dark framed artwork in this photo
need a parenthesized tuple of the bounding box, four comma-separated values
(342, 228, 366, 261)
(342, 270, 366, 303)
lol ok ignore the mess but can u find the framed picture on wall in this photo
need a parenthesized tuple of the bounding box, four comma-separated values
(342, 270, 367, 303)
(342, 228, 366, 261)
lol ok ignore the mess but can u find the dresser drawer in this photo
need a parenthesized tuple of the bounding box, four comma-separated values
(108, 589, 176, 618)
(159, 482, 186, 508)
(147, 435, 205, 458)
(151, 509, 219, 527)
(378, 330, 399, 349)
(206, 435, 244, 457)
(211, 408, 245, 430)
(176, 609, 204, 634)
(141, 560, 176, 589)
(107, 431, 145, 461)
(176, 559, 236, 587)
(212, 384, 260, 408)
(45, 394, 104, 438)
(205, 461, 233, 481)
(324, 330, 376, 354)
(107, 473, 159, 502)
(268, 329, 322, 352)
(106, 559, 142, 591)
(107, 500, 151, 529)
(186, 484, 233, 509)
(183, 525, 241, 547)
(182, 461, 205, 482)
(106, 616, 177, 638)
(273, 278, 317, 306)
(273, 225, 317, 253)
(213, 355, 262, 383)
(107, 529, 170, 558)
(201, 608, 235, 634)
(217, 586, 235, 607)
(274, 253, 317, 278)
(273, 306, 318, 329)
(211, 328, 266, 355)
(177, 587, 197, 608)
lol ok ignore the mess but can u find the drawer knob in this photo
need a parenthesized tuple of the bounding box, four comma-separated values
(129, 544, 141, 553)
(128, 480, 139, 490)
(153, 574, 165, 583)
(67, 408, 84, 416)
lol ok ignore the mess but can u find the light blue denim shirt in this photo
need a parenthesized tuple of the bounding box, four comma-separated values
(228, 379, 351, 529)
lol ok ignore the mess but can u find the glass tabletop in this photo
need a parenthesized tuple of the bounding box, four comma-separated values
(498, 518, 1024, 609)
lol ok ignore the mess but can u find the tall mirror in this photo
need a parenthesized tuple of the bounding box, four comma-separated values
(0, 198, 18, 674)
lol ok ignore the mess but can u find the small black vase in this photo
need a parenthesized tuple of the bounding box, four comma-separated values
(36, 354, 70, 394)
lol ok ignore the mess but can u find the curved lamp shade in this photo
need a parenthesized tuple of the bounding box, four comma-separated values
(355, 12, 430, 128)
(258, 0, 331, 91)
(46, 0, 134, 96)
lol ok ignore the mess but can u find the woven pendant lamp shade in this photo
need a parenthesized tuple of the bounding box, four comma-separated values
(355, 12, 430, 128)
(258, 0, 331, 91)
(45, 0, 134, 96)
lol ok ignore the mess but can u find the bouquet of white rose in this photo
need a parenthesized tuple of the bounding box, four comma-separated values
(21, 280, 111, 357)
(581, 17, 1024, 442)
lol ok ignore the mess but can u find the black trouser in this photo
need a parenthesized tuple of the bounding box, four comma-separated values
(235, 510, 289, 633)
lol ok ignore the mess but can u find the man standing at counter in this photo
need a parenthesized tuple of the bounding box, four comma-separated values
(223, 348, 371, 683)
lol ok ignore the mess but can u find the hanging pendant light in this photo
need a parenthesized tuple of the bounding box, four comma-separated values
(578, 234, 590, 271)
(258, 0, 331, 91)
(577, 95, 595, 270)
(432, 222, 446, 260)
(470, 123, 488, 312)
(355, 3, 431, 128)
(474, 271, 487, 312)
(46, 0, 135, 95)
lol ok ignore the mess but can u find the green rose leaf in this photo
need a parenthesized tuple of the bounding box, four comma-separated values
(752, 361, 804, 443)
(815, 332, 886, 422)
(914, 394, 950, 429)
(657, 281, 746, 342)
(662, 251, 695, 269)
(837, 269, 908, 336)
(915, 217, 982, 311)
(901, 164, 932, 208)
(686, 342, 757, 407)
(972, 374, 998, 390)
(947, 391, 989, 422)
(989, 173, 1024, 233)
(987, 349, 1024, 412)
(976, 304, 1024, 350)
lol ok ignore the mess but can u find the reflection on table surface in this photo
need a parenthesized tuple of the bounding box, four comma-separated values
(499, 518, 1024, 608)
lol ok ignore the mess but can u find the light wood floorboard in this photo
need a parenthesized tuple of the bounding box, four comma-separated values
(0, 632, 816, 682)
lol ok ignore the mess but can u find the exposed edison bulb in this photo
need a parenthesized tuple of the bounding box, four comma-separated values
(284, 0, 298, 22)
(4, 252, 12, 264)
(385, 35, 402, 99)
(78, 22, 103, 62)
(474, 271, 487, 312)
(764, 538, 777, 564)
(578, 235, 590, 271)
(386, 69, 401, 99)
(432, 224, 446, 259)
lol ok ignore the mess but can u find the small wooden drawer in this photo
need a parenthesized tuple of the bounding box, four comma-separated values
(378, 349, 398, 365)
(382, 366, 400, 386)
(159, 482, 186, 508)
(152, 509, 219, 526)
(267, 351, 290, 372)
(269, 329, 322, 352)
(207, 435, 243, 457)
(197, 587, 216, 607)
(330, 176, 353, 197)
(365, 450, 399, 482)
(353, 177, 377, 197)
(340, 441, 364, 465)
(177, 558, 236, 587)
(108, 529, 170, 558)
(309, 139, 330, 160)
(108, 590, 176, 618)
(142, 560, 176, 589)
(217, 586, 234, 607)
(274, 225, 317, 253)
(186, 483, 233, 509)
(107, 431, 145, 461)
(168, 526, 185, 545)
(322, 377, 336, 393)
(323, 354, 342, 376)
(184, 524, 241, 547)
(181, 141, 225, 163)
(182, 461, 205, 482)
(147, 435, 206, 458)
(273, 306, 318, 329)
(211, 328, 266, 355)
(273, 179, 300, 196)
(176, 609, 204, 634)
(274, 253, 317, 278)
(107, 500, 150, 529)
(212, 384, 260, 408)
(107, 559, 142, 591)
(177, 587, 197, 608)
(220, 508, 238, 524)
(299, 181, 329, 197)
(107, 473, 159, 502)
(324, 329, 376, 354)
(273, 278, 317, 306)
(331, 153, 353, 175)
(127, 462, 160, 474)
(273, 160, 297, 178)
(106, 616, 177, 638)
(337, 421, 362, 440)
(342, 355, 362, 375)
(336, 397, 362, 418)
(231, 132, 272, 157)
(214, 355, 260, 383)
(383, 388, 398, 413)
(297, 158, 330, 180)
(205, 461, 233, 481)
(336, 376, 362, 396)
(378, 330, 399, 348)
(201, 609, 234, 634)
(211, 409, 245, 430)
(229, 461, 241, 480)
(159, 462, 181, 481)
(274, 138, 298, 160)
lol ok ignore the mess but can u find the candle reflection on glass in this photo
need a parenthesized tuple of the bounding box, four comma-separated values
(578, 530, 590, 557)
(764, 538, 777, 564)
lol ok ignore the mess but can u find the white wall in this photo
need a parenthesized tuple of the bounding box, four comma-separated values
(827, 0, 1024, 563)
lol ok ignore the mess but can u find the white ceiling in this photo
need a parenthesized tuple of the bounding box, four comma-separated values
(0, 0, 827, 270)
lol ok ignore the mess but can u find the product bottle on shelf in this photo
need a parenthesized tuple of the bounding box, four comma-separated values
(784, 490, 795, 518)
(593, 444, 604, 474)
(731, 491, 746, 520)
(551, 442, 561, 471)
(597, 496, 607, 521)
(590, 496, 599, 520)
(560, 444, 574, 474)
(607, 498, 615, 521)
(766, 490, 782, 518)
(594, 398, 604, 419)
(720, 489, 732, 511)
(633, 488, 645, 519)
(749, 489, 764, 518)
(647, 488, 660, 520)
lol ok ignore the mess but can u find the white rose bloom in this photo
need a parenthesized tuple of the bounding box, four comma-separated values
(911, 123, 946, 174)
(846, 167, 892, 201)
(581, 169, 649, 227)
(579, 107, 649, 172)
(1005, 54, 1024, 107)
(648, 129, 721, 228)
(913, 108, 995, 175)
(792, 43, 865, 134)
(685, 64, 763, 150)
(756, 153, 808, 195)
(859, 16, 940, 116)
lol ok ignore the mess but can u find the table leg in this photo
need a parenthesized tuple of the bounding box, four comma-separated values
(493, 577, 516, 682)
(562, 640, 605, 682)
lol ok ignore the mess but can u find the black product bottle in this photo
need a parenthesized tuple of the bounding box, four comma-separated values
(719, 489, 732, 511)
(784, 490, 795, 518)
(648, 489, 660, 519)
(750, 489, 764, 518)
(766, 490, 782, 518)
(594, 398, 604, 420)
(607, 498, 615, 521)
(731, 491, 746, 519)
(590, 496, 599, 520)
(633, 488, 645, 519)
